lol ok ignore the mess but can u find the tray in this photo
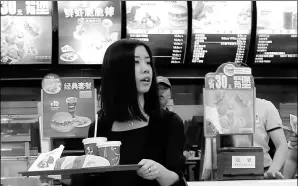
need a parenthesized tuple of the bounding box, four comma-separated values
(19, 164, 140, 177)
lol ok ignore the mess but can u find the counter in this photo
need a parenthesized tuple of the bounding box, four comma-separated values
(188, 179, 297, 186)
(1, 177, 297, 186)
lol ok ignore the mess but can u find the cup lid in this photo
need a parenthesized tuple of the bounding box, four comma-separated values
(97, 141, 122, 147)
(82, 137, 107, 144)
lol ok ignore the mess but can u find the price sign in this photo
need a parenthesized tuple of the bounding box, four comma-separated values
(203, 62, 256, 137)
(232, 156, 255, 168)
(1, 1, 17, 15)
(1, 1, 51, 16)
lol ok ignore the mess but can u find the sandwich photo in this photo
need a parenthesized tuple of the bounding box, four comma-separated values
(50, 112, 74, 132)
(168, 4, 188, 27)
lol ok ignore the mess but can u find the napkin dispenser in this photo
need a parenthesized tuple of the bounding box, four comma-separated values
(216, 147, 264, 180)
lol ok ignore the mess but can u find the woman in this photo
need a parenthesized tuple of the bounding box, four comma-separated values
(78, 39, 186, 186)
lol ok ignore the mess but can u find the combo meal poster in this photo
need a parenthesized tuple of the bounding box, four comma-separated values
(42, 74, 96, 138)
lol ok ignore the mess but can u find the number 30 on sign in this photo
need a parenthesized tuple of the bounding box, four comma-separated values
(1, 1, 17, 15)
(215, 74, 227, 89)
(207, 74, 228, 89)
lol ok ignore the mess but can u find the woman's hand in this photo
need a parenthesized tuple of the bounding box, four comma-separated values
(39, 175, 55, 185)
(264, 171, 284, 179)
(137, 159, 165, 180)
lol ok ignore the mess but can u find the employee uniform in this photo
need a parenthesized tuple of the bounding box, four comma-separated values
(253, 98, 284, 170)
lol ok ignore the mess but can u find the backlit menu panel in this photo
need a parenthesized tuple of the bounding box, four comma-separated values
(126, 1, 188, 64)
(191, 1, 251, 64)
(1, 1, 52, 64)
(58, 1, 121, 64)
(255, 1, 297, 64)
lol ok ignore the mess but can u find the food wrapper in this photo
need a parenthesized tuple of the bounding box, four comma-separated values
(28, 145, 64, 171)
(72, 155, 110, 168)
(54, 156, 78, 170)
(54, 155, 110, 170)
(290, 114, 297, 135)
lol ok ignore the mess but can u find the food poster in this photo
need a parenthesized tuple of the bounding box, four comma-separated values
(58, 1, 121, 64)
(126, 1, 188, 32)
(1, 1, 52, 64)
(126, 1, 188, 64)
(42, 74, 96, 138)
(257, 1, 297, 34)
(203, 63, 255, 137)
(192, 1, 251, 33)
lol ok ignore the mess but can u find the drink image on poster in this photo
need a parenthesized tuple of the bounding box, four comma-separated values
(257, 1, 297, 32)
(66, 97, 77, 118)
(255, 1, 297, 64)
(58, 1, 121, 64)
(1, 1, 52, 64)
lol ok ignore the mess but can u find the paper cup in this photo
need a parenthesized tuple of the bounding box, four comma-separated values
(97, 141, 121, 166)
(82, 137, 107, 155)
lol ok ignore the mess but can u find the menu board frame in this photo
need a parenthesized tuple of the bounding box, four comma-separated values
(0, 1, 54, 67)
(251, 1, 298, 67)
(124, 1, 191, 67)
(187, 1, 254, 66)
(56, 1, 123, 66)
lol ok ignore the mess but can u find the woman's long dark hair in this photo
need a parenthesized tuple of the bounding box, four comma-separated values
(100, 39, 161, 122)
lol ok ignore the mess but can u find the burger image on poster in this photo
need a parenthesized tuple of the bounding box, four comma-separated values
(50, 112, 74, 132)
(168, 4, 188, 27)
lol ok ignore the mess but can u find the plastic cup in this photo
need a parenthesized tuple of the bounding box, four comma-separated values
(283, 12, 293, 29)
(82, 137, 107, 155)
(97, 141, 121, 166)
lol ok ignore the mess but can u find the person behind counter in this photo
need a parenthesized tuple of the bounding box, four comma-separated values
(85, 39, 186, 186)
(254, 98, 288, 179)
(157, 76, 189, 160)
(157, 76, 172, 111)
(219, 63, 288, 179)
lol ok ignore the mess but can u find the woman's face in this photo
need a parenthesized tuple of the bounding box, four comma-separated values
(134, 46, 152, 94)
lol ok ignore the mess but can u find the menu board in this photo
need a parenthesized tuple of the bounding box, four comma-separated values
(191, 1, 251, 64)
(58, 1, 121, 64)
(42, 74, 96, 138)
(1, 1, 52, 64)
(126, 1, 188, 64)
(204, 63, 255, 137)
(255, 1, 297, 64)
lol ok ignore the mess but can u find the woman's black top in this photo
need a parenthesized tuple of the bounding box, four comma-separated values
(70, 110, 186, 186)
